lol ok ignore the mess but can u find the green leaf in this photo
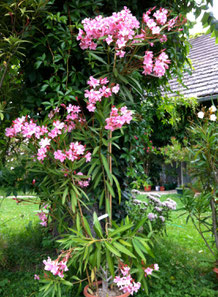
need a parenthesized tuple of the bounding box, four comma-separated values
(131, 217, 147, 235)
(106, 180, 115, 197)
(83, 216, 93, 237)
(61, 280, 73, 286)
(106, 248, 114, 276)
(89, 52, 107, 64)
(119, 239, 132, 247)
(112, 174, 121, 203)
(62, 187, 68, 204)
(104, 242, 121, 257)
(96, 243, 101, 269)
(132, 239, 146, 262)
(93, 172, 103, 189)
(113, 241, 136, 258)
(109, 223, 133, 237)
(93, 212, 103, 237)
(101, 154, 113, 183)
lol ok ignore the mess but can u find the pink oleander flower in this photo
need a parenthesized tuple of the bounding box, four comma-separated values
(53, 120, 65, 130)
(85, 152, 92, 162)
(144, 267, 153, 276)
(87, 76, 100, 88)
(160, 34, 167, 42)
(114, 265, 141, 295)
(77, 7, 140, 51)
(152, 26, 161, 35)
(112, 84, 120, 94)
(37, 147, 47, 161)
(85, 77, 119, 112)
(48, 128, 61, 139)
(116, 50, 126, 58)
(153, 52, 170, 77)
(153, 8, 168, 25)
(76, 172, 91, 188)
(34, 274, 40, 280)
(167, 17, 177, 31)
(36, 210, 48, 227)
(39, 137, 51, 148)
(105, 106, 133, 131)
(100, 77, 109, 85)
(54, 150, 66, 163)
(121, 265, 130, 276)
(105, 35, 113, 45)
(43, 257, 68, 278)
(70, 142, 85, 155)
(142, 51, 153, 75)
(66, 104, 81, 114)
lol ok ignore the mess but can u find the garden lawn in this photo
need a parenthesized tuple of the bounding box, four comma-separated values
(0, 192, 217, 297)
(0, 194, 51, 297)
(135, 193, 217, 297)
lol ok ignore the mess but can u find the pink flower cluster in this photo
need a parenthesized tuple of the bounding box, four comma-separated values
(43, 257, 68, 278)
(5, 116, 48, 139)
(105, 106, 133, 131)
(114, 265, 141, 295)
(5, 105, 91, 163)
(143, 51, 170, 77)
(85, 76, 120, 112)
(143, 7, 171, 34)
(77, 7, 139, 57)
(77, 7, 181, 58)
(36, 204, 49, 227)
(144, 263, 159, 277)
(76, 172, 91, 188)
(53, 142, 91, 164)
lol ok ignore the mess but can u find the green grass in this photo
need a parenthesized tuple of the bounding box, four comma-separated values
(0, 193, 217, 297)
(134, 193, 217, 297)
(0, 196, 51, 297)
(135, 193, 215, 260)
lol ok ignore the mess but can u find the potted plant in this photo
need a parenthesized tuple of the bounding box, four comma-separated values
(143, 176, 152, 191)
(56, 213, 159, 297)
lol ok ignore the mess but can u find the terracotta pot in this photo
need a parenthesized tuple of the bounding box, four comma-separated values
(160, 186, 165, 191)
(144, 185, 151, 192)
(83, 281, 130, 297)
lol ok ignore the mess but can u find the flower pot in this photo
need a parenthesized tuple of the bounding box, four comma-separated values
(176, 188, 183, 195)
(160, 186, 165, 191)
(144, 185, 151, 191)
(83, 281, 130, 297)
(155, 186, 160, 191)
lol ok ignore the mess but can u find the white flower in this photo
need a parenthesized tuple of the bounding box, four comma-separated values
(209, 105, 217, 113)
(197, 111, 204, 119)
(210, 114, 217, 121)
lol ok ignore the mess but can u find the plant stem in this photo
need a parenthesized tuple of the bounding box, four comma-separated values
(108, 130, 112, 225)
(210, 198, 218, 250)
(191, 217, 215, 257)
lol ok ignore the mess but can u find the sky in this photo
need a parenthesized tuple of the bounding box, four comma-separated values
(188, 1, 218, 34)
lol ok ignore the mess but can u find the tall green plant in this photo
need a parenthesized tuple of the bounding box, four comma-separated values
(180, 106, 217, 257)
